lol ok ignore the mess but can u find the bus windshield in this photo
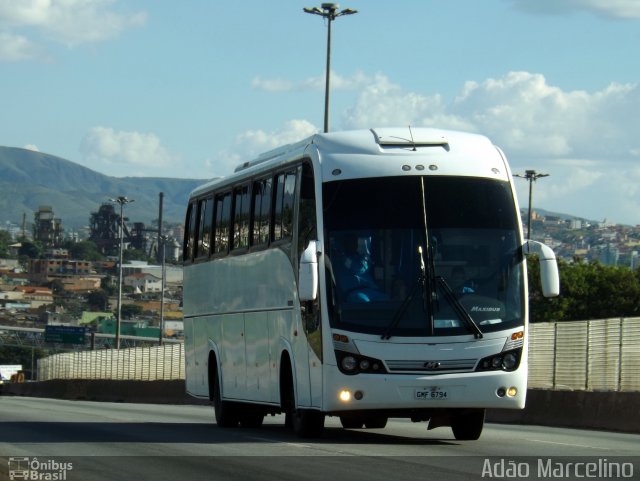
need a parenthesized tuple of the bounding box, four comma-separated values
(323, 176, 524, 337)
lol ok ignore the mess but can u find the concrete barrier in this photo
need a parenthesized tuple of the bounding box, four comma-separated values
(2, 381, 638, 433)
(486, 389, 640, 433)
(0, 379, 206, 405)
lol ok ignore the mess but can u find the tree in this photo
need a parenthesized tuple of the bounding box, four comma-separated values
(67, 240, 104, 261)
(123, 248, 153, 263)
(528, 256, 640, 323)
(121, 303, 142, 318)
(0, 230, 13, 258)
(18, 240, 43, 259)
(86, 289, 110, 311)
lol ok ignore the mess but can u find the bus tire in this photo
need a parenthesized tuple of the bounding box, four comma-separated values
(211, 365, 239, 428)
(451, 409, 485, 440)
(340, 416, 364, 429)
(280, 358, 324, 438)
(291, 408, 324, 438)
(239, 410, 265, 428)
(363, 416, 388, 429)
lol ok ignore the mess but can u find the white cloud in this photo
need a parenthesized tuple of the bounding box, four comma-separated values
(207, 119, 318, 176)
(507, 0, 640, 19)
(0, 31, 43, 61)
(0, 0, 146, 61)
(252, 70, 375, 93)
(23, 144, 39, 152)
(270, 69, 640, 224)
(251, 76, 294, 92)
(340, 70, 640, 168)
(80, 127, 177, 177)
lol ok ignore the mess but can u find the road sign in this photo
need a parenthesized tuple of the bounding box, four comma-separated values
(44, 325, 87, 345)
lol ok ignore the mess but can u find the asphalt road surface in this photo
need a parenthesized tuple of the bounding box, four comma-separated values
(0, 396, 638, 481)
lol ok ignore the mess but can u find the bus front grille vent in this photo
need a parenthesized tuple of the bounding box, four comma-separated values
(385, 358, 477, 374)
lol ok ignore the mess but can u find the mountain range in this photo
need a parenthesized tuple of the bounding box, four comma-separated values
(0, 146, 209, 231)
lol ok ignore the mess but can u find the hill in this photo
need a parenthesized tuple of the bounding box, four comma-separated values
(0, 146, 209, 230)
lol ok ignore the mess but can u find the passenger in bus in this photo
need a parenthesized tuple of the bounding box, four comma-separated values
(334, 233, 388, 303)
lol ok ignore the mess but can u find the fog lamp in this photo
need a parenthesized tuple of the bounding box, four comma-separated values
(339, 390, 352, 402)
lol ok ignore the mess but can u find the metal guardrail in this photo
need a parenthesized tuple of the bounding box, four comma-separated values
(34, 318, 640, 391)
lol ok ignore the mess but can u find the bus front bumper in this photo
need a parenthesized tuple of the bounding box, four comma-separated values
(323, 364, 527, 414)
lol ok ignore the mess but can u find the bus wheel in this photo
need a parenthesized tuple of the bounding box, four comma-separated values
(291, 408, 325, 438)
(451, 409, 485, 440)
(340, 416, 364, 429)
(212, 368, 239, 428)
(239, 411, 264, 428)
(363, 416, 387, 429)
(282, 374, 324, 437)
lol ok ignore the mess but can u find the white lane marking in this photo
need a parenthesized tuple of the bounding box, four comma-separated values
(528, 439, 611, 450)
(242, 435, 311, 449)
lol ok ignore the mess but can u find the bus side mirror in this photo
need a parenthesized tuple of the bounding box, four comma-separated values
(525, 240, 560, 297)
(299, 240, 319, 301)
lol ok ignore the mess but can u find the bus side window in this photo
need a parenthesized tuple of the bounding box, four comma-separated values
(274, 170, 297, 242)
(184, 201, 197, 262)
(214, 192, 231, 255)
(251, 177, 272, 246)
(297, 162, 317, 253)
(232, 185, 250, 250)
(196, 196, 213, 258)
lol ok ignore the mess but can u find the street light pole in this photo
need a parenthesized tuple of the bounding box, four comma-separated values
(109, 196, 134, 349)
(514, 170, 549, 240)
(159, 235, 166, 346)
(303, 3, 357, 133)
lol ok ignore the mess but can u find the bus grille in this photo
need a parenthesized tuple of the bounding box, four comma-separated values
(385, 358, 478, 374)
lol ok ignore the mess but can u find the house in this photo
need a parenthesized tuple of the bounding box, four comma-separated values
(124, 272, 162, 293)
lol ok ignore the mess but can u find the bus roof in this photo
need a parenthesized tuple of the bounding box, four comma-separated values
(189, 127, 509, 199)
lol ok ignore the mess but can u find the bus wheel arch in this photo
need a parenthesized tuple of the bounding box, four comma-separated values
(208, 351, 239, 428)
(279, 350, 324, 438)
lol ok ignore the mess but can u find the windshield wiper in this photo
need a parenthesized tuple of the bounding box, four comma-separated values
(380, 275, 423, 340)
(436, 277, 483, 339)
(381, 246, 433, 340)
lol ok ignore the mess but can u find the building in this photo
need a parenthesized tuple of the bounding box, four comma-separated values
(33, 206, 64, 246)
(124, 272, 162, 293)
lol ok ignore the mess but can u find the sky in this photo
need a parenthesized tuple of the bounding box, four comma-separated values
(1, 0, 640, 225)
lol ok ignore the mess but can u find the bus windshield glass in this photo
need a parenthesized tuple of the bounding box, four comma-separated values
(323, 176, 524, 337)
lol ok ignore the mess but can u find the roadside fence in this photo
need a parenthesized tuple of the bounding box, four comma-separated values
(37, 318, 640, 391)
(528, 317, 640, 391)
(38, 342, 184, 381)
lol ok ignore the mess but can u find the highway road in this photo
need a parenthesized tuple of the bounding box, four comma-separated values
(0, 396, 638, 481)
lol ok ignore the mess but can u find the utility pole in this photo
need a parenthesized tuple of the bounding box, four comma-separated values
(303, 3, 357, 133)
(109, 196, 134, 349)
(514, 170, 549, 240)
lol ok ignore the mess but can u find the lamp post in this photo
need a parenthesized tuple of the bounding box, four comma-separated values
(514, 170, 549, 240)
(159, 235, 166, 346)
(303, 3, 357, 133)
(109, 196, 134, 349)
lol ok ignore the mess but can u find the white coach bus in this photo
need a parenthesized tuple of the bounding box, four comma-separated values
(182, 127, 559, 439)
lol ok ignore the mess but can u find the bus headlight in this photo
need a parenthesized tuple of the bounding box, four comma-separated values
(502, 352, 518, 370)
(335, 351, 387, 375)
(476, 348, 522, 372)
(341, 356, 358, 372)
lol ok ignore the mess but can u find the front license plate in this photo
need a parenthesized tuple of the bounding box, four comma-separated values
(415, 388, 449, 400)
